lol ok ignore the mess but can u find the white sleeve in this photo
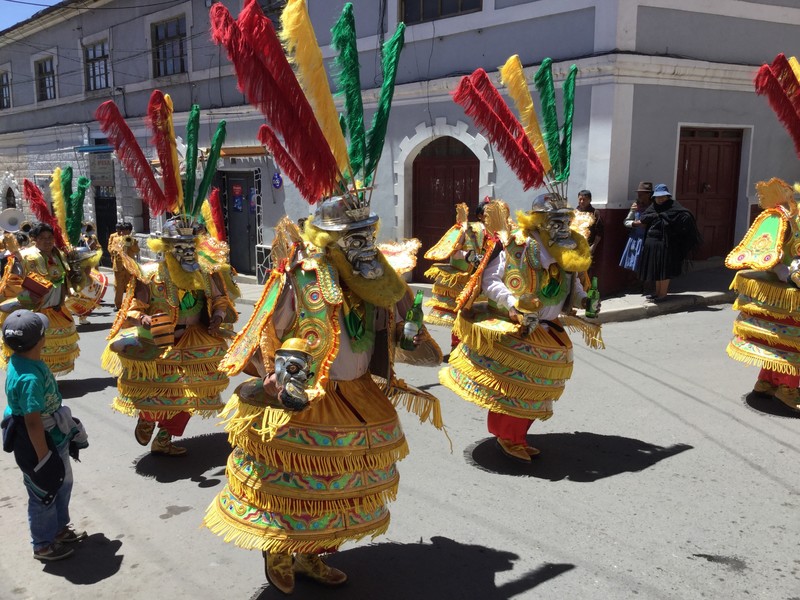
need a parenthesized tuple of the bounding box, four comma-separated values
(271, 279, 296, 339)
(482, 251, 517, 311)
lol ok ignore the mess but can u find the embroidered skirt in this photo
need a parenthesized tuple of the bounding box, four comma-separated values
(439, 306, 574, 420)
(204, 372, 408, 555)
(102, 323, 229, 419)
(727, 269, 800, 375)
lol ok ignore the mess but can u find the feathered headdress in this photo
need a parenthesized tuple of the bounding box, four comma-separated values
(23, 179, 67, 249)
(210, 0, 405, 219)
(755, 53, 800, 158)
(48, 166, 91, 248)
(452, 55, 578, 203)
(95, 91, 226, 237)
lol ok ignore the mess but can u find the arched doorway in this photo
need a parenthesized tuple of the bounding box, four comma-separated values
(411, 137, 479, 281)
(5, 188, 15, 209)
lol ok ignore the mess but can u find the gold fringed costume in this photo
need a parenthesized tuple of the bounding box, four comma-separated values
(440, 227, 601, 422)
(423, 203, 490, 327)
(1, 245, 80, 375)
(725, 179, 800, 394)
(103, 249, 238, 420)
(204, 218, 443, 555)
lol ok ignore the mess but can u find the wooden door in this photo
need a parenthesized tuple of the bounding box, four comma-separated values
(411, 137, 479, 281)
(676, 128, 742, 259)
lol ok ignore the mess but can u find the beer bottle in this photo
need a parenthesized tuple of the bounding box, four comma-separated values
(585, 276, 600, 319)
(400, 290, 425, 351)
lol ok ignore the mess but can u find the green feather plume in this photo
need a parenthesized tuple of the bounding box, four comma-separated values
(331, 3, 366, 179)
(195, 120, 227, 215)
(533, 58, 562, 178)
(60, 166, 73, 208)
(557, 65, 578, 183)
(364, 22, 405, 185)
(66, 176, 90, 246)
(185, 105, 201, 216)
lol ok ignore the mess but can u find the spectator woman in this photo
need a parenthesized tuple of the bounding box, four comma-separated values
(635, 184, 701, 301)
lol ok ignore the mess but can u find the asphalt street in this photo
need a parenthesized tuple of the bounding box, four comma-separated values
(0, 297, 798, 600)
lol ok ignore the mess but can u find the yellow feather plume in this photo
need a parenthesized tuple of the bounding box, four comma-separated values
(49, 167, 68, 242)
(499, 55, 551, 173)
(201, 200, 218, 240)
(164, 94, 184, 214)
(789, 56, 800, 85)
(280, 0, 350, 176)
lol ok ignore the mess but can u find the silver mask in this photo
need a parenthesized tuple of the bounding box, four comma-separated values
(170, 241, 200, 272)
(542, 213, 577, 249)
(274, 348, 314, 411)
(338, 226, 383, 280)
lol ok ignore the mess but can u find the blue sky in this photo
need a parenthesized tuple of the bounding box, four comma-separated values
(0, 0, 61, 31)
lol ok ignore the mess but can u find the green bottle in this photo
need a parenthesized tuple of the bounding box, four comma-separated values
(585, 276, 600, 318)
(400, 290, 425, 351)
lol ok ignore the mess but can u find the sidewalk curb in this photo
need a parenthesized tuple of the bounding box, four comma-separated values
(596, 291, 736, 324)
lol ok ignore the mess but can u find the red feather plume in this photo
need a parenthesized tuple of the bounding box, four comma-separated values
(210, 0, 338, 203)
(22, 179, 67, 249)
(755, 61, 800, 159)
(258, 125, 318, 202)
(452, 74, 544, 190)
(95, 100, 170, 215)
(468, 69, 546, 181)
(146, 91, 180, 210)
(207, 188, 226, 243)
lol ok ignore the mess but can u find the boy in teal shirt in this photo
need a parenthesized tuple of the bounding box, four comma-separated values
(2, 309, 87, 561)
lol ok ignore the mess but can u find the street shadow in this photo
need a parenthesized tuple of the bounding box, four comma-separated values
(685, 304, 725, 313)
(743, 392, 800, 419)
(75, 321, 114, 333)
(247, 536, 575, 600)
(465, 432, 692, 481)
(58, 376, 116, 398)
(134, 432, 230, 486)
(42, 533, 123, 584)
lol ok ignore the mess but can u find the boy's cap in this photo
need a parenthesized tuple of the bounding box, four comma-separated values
(2, 309, 49, 351)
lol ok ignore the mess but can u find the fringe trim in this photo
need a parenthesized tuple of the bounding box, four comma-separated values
(730, 272, 800, 313)
(116, 379, 228, 400)
(424, 265, 471, 287)
(560, 315, 605, 349)
(438, 368, 554, 421)
(423, 313, 456, 327)
(226, 474, 399, 517)
(202, 500, 390, 554)
(734, 299, 795, 321)
(446, 349, 567, 402)
(452, 319, 573, 379)
(100, 345, 123, 376)
(726, 340, 800, 376)
(110, 399, 218, 420)
(220, 394, 292, 444)
(733, 319, 800, 351)
(430, 284, 462, 300)
(229, 435, 410, 478)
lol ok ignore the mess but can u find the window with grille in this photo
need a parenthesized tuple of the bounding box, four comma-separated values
(151, 15, 187, 77)
(0, 72, 10, 110)
(35, 57, 56, 102)
(84, 40, 109, 91)
(401, 0, 481, 24)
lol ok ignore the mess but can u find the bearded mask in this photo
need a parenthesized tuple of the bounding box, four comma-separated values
(541, 213, 577, 249)
(169, 240, 200, 272)
(337, 225, 383, 280)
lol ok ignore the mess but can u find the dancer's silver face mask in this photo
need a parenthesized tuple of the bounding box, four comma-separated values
(170, 241, 200, 272)
(338, 226, 383, 280)
(541, 214, 576, 249)
(274, 349, 314, 411)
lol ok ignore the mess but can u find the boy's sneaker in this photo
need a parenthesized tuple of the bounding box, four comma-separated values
(33, 543, 74, 562)
(55, 525, 88, 543)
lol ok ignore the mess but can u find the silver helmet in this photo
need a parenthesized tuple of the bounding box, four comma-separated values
(311, 193, 378, 232)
